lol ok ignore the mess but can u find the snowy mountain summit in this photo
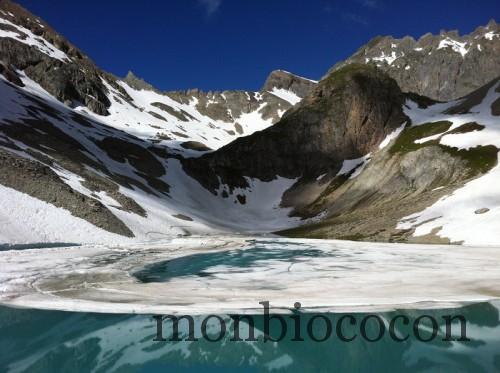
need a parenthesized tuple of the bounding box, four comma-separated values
(0, 0, 499, 246)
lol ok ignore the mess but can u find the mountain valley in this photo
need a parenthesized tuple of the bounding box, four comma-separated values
(0, 0, 499, 246)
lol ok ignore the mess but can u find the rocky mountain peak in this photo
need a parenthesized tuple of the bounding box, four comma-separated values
(262, 69, 317, 98)
(327, 20, 500, 101)
(123, 70, 157, 92)
(439, 29, 460, 38)
(487, 19, 498, 28)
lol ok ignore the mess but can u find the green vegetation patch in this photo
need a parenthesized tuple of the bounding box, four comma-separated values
(278, 220, 334, 239)
(173, 214, 193, 221)
(390, 120, 496, 176)
(447, 122, 485, 134)
(443, 145, 498, 177)
(389, 121, 452, 154)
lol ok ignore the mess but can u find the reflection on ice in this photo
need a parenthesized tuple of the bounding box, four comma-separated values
(1, 302, 500, 372)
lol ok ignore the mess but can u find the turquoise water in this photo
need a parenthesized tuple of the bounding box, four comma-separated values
(132, 244, 331, 283)
(1, 302, 499, 372)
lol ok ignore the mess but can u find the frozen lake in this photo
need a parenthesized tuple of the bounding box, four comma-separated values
(1, 236, 500, 314)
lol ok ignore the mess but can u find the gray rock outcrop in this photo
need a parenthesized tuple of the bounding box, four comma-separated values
(327, 19, 500, 100)
(262, 70, 317, 98)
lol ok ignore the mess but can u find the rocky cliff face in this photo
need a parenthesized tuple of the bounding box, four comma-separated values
(182, 64, 408, 191)
(328, 20, 500, 101)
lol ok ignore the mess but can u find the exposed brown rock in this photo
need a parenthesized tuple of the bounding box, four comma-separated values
(182, 64, 408, 192)
(445, 78, 499, 115)
(180, 141, 212, 151)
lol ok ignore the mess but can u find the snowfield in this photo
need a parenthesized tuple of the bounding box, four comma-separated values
(268, 87, 302, 105)
(437, 37, 469, 57)
(0, 184, 130, 245)
(75, 76, 303, 154)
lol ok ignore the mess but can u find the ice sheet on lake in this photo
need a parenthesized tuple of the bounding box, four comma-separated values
(1, 237, 500, 314)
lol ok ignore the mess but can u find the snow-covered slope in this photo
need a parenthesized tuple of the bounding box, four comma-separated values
(0, 73, 305, 245)
(79, 77, 294, 154)
(397, 80, 500, 245)
(0, 13, 69, 61)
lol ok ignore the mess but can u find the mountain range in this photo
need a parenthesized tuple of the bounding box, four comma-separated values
(0, 0, 499, 246)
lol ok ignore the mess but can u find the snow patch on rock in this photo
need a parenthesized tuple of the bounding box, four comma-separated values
(0, 16, 69, 61)
(437, 38, 469, 57)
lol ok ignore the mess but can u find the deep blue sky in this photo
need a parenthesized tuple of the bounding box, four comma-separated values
(16, 0, 499, 91)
